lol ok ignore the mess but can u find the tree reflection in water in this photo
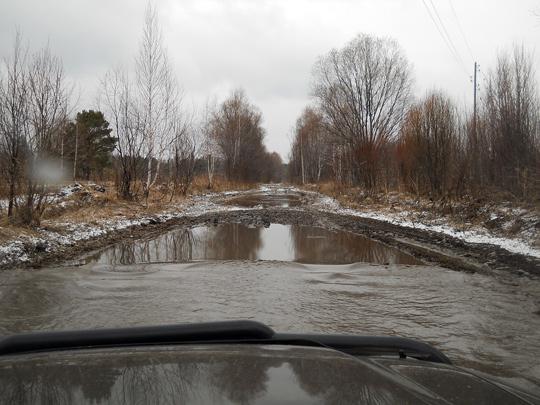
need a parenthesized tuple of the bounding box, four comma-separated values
(95, 224, 264, 266)
(0, 347, 420, 404)
(95, 228, 199, 265)
(206, 223, 263, 261)
(90, 223, 419, 266)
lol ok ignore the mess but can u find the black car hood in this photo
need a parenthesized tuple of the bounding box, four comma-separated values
(0, 344, 537, 405)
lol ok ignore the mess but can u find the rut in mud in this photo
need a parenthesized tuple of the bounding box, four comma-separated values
(0, 185, 539, 394)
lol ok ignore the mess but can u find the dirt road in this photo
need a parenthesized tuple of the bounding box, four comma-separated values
(6, 185, 537, 279)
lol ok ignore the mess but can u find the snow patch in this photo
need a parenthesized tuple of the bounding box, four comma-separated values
(1, 184, 538, 268)
(0, 240, 30, 266)
(315, 194, 540, 259)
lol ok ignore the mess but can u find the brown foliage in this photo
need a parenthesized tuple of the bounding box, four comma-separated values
(292, 38, 539, 203)
(398, 92, 461, 197)
(210, 89, 280, 183)
(289, 107, 329, 184)
(312, 34, 413, 190)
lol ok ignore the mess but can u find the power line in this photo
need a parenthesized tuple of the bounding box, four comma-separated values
(421, 0, 468, 77)
(448, 0, 475, 62)
(421, 0, 458, 61)
(421, 0, 465, 73)
(428, 0, 468, 72)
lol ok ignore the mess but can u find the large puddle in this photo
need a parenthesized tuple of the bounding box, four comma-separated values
(1, 187, 539, 395)
(87, 223, 421, 266)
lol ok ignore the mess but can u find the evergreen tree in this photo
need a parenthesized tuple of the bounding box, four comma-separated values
(64, 110, 116, 180)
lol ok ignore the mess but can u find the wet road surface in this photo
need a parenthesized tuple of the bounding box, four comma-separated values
(87, 223, 420, 266)
(0, 186, 539, 394)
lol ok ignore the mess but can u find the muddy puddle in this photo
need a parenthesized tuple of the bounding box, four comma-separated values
(1, 186, 539, 395)
(85, 223, 420, 266)
(222, 191, 302, 208)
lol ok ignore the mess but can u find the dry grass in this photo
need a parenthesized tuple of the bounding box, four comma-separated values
(0, 225, 40, 244)
(299, 180, 539, 245)
(190, 175, 255, 194)
(8, 175, 255, 229)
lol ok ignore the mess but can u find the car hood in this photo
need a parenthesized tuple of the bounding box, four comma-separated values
(0, 344, 537, 404)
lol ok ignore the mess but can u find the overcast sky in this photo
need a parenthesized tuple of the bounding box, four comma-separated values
(1, 0, 539, 160)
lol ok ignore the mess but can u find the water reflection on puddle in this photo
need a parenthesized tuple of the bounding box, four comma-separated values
(88, 224, 420, 266)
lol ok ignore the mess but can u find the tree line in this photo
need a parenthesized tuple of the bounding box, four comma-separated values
(2, 13, 537, 227)
(289, 34, 540, 201)
(0, 5, 282, 225)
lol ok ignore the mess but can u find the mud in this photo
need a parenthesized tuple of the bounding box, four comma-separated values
(2, 187, 539, 278)
(220, 192, 302, 208)
(14, 207, 538, 278)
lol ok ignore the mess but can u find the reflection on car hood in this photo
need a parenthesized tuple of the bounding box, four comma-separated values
(0, 344, 537, 404)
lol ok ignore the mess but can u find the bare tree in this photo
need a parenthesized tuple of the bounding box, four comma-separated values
(0, 32, 29, 218)
(21, 44, 70, 223)
(136, 2, 181, 200)
(263, 152, 283, 183)
(101, 67, 145, 199)
(398, 91, 461, 197)
(200, 100, 220, 189)
(313, 34, 412, 190)
(172, 121, 198, 196)
(210, 89, 267, 182)
(289, 107, 329, 184)
(482, 45, 540, 198)
(100, 3, 185, 201)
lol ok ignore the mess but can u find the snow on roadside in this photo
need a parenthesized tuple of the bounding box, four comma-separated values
(0, 189, 249, 268)
(311, 193, 540, 259)
(0, 240, 31, 265)
(1, 184, 538, 268)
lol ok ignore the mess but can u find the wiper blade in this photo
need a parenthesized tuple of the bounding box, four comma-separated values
(0, 320, 451, 364)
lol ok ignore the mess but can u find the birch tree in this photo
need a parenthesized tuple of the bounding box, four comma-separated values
(200, 101, 219, 189)
(136, 3, 181, 199)
(101, 67, 145, 199)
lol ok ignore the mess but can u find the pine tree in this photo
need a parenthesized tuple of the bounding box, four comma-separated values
(65, 110, 116, 180)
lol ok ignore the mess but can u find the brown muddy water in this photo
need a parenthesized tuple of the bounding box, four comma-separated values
(85, 223, 420, 266)
(0, 188, 539, 394)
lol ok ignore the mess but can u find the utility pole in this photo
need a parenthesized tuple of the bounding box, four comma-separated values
(472, 61, 480, 187)
(73, 120, 78, 181)
(60, 133, 64, 172)
(473, 61, 478, 133)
